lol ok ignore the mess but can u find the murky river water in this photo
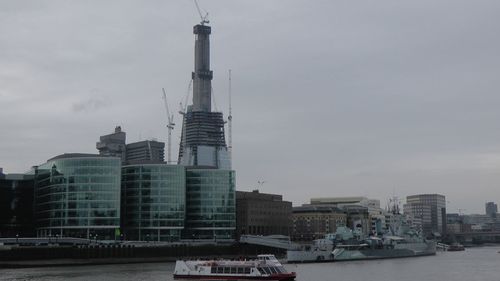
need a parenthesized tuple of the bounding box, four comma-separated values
(1, 246, 499, 281)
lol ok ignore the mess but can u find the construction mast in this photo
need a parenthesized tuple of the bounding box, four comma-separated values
(162, 88, 175, 164)
(228, 69, 233, 168)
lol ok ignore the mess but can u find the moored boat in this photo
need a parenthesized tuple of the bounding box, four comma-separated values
(447, 243, 465, 251)
(287, 216, 436, 263)
(173, 254, 296, 280)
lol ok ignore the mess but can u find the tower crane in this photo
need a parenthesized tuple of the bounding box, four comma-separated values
(162, 88, 175, 164)
(228, 69, 233, 167)
(194, 0, 209, 25)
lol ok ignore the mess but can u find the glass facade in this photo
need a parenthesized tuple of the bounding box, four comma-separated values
(34, 156, 121, 239)
(0, 175, 35, 237)
(184, 169, 235, 240)
(121, 164, 185, 241)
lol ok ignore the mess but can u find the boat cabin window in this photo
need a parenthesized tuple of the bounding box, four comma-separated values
(211, 267, 216, 274)
(263, 267, 272, 275)
(257, 267, 266, 275)
(237, 267, 244, 274)
(216, 267, 223, 274)
(223, 267, 230, 274)
(230, 267, 237, 274)
(269, 267, 278, 274)
(245, 267, 251, 274)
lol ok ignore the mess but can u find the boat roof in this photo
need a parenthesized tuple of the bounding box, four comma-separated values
(336, 243, 369, 247)
(384, 236, 404, 240)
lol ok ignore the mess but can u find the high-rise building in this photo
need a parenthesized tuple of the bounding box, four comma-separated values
(34, 154, 121, 239)
(485, 202, 498, 218)
(176, 22, 236, 240)
(126, 140, 165, 164)
(96, 126, 126, 161)
(403, 194, 446, 236)
(0, 172, 35, 237)
(178, 23, 230, 170)
(121, 164, 186, 241)
(236, 190, 292, 238)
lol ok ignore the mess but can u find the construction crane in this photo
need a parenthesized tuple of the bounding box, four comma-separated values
(227, 69, 233, 168)
(194, 0, 209, 25)
(178, 80, 192, 163)
(162, 88, 175, 164)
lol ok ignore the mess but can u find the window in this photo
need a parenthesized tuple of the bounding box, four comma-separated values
(263, 267, 272, 275)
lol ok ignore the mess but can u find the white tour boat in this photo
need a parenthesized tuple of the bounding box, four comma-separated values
(173, 254, 296, 280)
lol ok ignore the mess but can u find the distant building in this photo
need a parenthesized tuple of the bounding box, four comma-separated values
(310, 197, 380, 210)
(96, 126, 126, 161)
(121, 164, 185, 241)
(403, 194, 446, 235)
(126, 140, 165, 164)
(485, 202, 498, 218)
(34, 154, 121, 239)
(97, 127, 165, 164)
(291, 205, 347, 241)
(310, 196, 380, 235)
(0, 172, 35, 237)
(236, 190, 292, 238)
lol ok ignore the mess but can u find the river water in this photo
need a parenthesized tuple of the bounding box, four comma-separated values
(1, 246, 499, 281)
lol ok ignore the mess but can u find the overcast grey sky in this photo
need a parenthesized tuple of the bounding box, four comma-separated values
(1, 1, 500, 213)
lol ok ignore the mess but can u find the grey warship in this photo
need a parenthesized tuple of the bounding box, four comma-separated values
(287, 221, 436, 263)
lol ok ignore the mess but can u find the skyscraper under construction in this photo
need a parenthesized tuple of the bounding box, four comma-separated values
(178, 22, 235, 240)
(178, 24, 230, 169)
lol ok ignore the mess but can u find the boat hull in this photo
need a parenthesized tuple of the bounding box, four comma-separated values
(174, 274, 296, 280)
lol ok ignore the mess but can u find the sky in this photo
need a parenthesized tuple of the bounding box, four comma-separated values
(1, 0, 500, 214)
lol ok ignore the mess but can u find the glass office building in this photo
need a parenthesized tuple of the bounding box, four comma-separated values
(0, 174, 35, 237)
(184, 169, 236, 240)
(121, 164, 185, 241)
(34, 154, 121, 239)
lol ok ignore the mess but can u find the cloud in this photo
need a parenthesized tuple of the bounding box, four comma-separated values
(72, 98, 110, 113)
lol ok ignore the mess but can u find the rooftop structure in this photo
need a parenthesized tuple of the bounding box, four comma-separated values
(96, 126, 126, 161)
